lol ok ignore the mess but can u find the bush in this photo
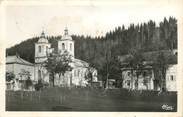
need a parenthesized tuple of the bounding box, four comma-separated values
(6, 72, 15, 82)
(25, 77, 33, 89)
(34, 80, 43, 91)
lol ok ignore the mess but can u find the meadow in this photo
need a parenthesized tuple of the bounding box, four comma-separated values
(6, 87, 177, 111)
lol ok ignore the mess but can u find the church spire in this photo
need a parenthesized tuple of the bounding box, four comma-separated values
(64, 27, 68, 35)
(40, 30, 45, 38)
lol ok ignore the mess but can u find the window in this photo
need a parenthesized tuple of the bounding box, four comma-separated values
(143, 71, 147, 77)
(170, 75, 174, 81)
(80, 71, 83, 77)
(39, 46, 41, 53)
(42, 46, 44, 52)
(127, 80, 130, 86)
(78, 69, 80, 77)
(70, 43, 72, 51)
(38, 70, 41, 80)
(127, 72, 131, 76)
(46, 46, 48, 52)
(175, 52, 177, 56)
(62, 43, 65, 50)
(74, 70, 77, 77)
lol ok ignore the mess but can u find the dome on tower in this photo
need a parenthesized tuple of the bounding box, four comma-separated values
(61, 27, 72, 40)
(38, 31, 49, 43)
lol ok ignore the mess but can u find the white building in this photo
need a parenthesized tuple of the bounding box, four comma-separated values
(6, 28, 98, 90)
(6, 55, 35, 90)
(120, 50, 177, 91)
(121, 64, 177, 91)
(121, 67, 154, 90)
(34, 31, 51, 84)
(166, 64, 177, 91)
(51, 28, 97, 87)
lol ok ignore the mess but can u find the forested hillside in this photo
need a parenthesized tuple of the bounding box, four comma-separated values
(6, 17, 177, 70)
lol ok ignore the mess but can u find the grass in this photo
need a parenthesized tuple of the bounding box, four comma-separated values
(6, 87, 177, 111)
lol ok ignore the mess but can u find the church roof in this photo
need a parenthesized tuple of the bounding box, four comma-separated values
(37, 31, 49, 43)
(61, 27, 73, 40)
(6, 55, 34, 66)
(38, 38, 49, 43)
(61, 35, 72, 40)
(73, 58, 89, 68)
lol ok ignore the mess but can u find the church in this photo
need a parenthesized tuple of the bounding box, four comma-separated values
(6, 28, 98, 90)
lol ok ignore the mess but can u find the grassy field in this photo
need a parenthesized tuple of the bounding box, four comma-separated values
(6, 87, 177, 111)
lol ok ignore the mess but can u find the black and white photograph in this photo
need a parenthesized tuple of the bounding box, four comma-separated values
(1, 0, 182, 114)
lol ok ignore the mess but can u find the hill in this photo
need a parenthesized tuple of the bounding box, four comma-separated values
(6, 17, 177, 70)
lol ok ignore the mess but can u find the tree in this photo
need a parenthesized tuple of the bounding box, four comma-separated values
(100, 55, 122, 88)
(25, 77, 33, 89)
(18, 69, 31, 80)
(44, 50, 73, 87)
(124, 48, 144, 90)
(108, 57, 122, 88)
(7, 17, 177, 71)
(6, 71, 15, 82)
(152, 51, 169, 91)
(103, 41, 112, 89)
(84, 66, 94, 87)
(18, 69, 32, 89)
(35, 80, 43, 91)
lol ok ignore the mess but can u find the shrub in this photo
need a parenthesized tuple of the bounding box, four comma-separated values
(6, 72, 15, 82)
(25, 77, 33, 89)
(34, 80, 43, 91)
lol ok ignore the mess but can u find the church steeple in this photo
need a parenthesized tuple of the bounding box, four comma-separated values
(35, 30, 51, 63)
(40, 30, 45, 38)
(64, 27, 68, 35)
(58, 28, 74, 58)
(61, 27, 72, 40)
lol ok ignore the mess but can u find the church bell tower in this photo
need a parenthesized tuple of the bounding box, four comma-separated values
(58, 27, 74, 58)
(35, 31, 51, 63)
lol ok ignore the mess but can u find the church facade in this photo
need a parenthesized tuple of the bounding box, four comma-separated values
(35, 28, 98, 87)
(6, 28, 98, 90)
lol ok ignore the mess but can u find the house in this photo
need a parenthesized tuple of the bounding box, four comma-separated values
(119, 50, 177, 91)
(6, 55, 35, 90)
(121, 66, 154, 90)
(166, 64, 177, 91)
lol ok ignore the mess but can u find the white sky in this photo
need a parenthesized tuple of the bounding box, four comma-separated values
(2, 0, 181, 48)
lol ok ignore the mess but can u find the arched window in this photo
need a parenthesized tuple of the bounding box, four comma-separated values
(46, 46, 48, 52)
(170, 75, 174, 81)
(78, 69, 80, 77)
(74, 70, 77, 77)
(127, 71, 131, 76)
(80, 70, 83, 77)
(70, 43, 72, 51)
(62, 43, 65, 50)
(127, 80, 130, 86)
(39, 46, 41, 53)
(38, 70, 41, 80)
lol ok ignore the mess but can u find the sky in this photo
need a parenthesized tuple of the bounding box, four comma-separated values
(2, 0, 181, 48)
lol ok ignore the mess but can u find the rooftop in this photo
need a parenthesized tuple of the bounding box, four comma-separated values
(6, 55, 34, 66)
(37, 31, 49, 43)
(61, 27, 73, 40)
